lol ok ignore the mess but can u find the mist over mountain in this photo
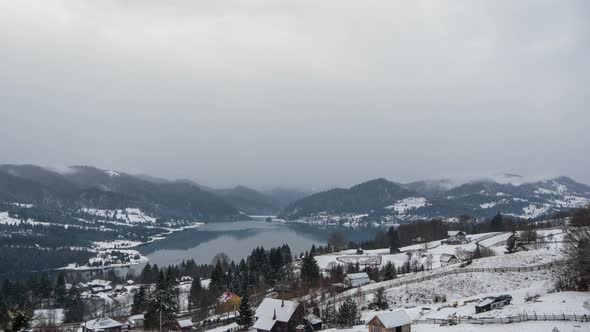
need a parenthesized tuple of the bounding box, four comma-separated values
(279, 175, 590, 222)
(1, 164, 589, 223)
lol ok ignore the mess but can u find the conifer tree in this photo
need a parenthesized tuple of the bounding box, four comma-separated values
(381, 261, 396, 281)
(336, 297, 359, 326)
(490, 212, 505, 232)
(372, 287, 388, 310)
(236, 296, 254, 328)
(188, 278, 202, 310)
(131, 286, 147, 314)
(145, 272, 178, 330)
(300, 253, 320, 284)
(505, 229, 519, 254)
(11, 311, 30, 332)
(54, 273, 67, 307)
(64, 286, 85, 323)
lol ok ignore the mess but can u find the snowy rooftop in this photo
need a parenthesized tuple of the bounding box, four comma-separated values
(346, 272, 370, 280)
(83, 317, 123, 330)
(203, 322, 239, 332)
(447, 231, 464, 237)
(253, 298, 300, 330)
(177, 319, 193, 328)
(371, 310, 411, 328)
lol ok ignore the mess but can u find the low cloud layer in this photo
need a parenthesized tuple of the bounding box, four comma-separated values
(1, 0, 588, 188)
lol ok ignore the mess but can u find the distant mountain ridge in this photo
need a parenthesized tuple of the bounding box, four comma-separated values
(0, 164, 243, 221)
(279, 175, 590, 222)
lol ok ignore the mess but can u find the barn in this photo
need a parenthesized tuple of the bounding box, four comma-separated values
(344, 272, 371, 288)
(367, 310, 411, 332)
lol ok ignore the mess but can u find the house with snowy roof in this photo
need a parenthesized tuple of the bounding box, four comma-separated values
(441, 231, 468, 245)
(439, 253, 459, 265)
(253, 298, 304, 332)
(81, 317, 124, 332)
(344, 272, 371, 288)
(475, 295, 512, 314)
(177, 318, 194, 332)
(367, 310, 411, 332)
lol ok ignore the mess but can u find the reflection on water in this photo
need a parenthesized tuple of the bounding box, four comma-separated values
(121, 219, 379, 275)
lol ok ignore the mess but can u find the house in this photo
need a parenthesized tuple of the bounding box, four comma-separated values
(367, 310, 411, 332)
(253, 298, 304, 332)
(303, 314, 322, 331)
(177, 319, 194, 332)
(82, 317, 124, 332)
(344, 272, 370, 288)
(439, 254, 459, 265)
(217, 291, 241, 313)
(127, 314, 144, 328)
(475, 295, 512, 314)
(441, 231, 468, 245)
(180, 276, 193, 283)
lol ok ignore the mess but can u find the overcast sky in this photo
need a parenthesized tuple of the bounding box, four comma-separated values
(0, 0, 588, 189)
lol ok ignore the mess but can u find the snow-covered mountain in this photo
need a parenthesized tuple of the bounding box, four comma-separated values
(279, 176, 590, 222)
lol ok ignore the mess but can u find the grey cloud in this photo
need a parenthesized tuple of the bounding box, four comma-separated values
(0, 0, 588, 188)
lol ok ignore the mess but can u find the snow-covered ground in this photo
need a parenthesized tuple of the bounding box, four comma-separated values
(81, 208, 157, 224)
(32, 309, 64, 326)
(314, 231, 561, 272)
(385, 197, 429, 214)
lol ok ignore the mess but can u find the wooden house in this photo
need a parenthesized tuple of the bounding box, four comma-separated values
(344, 272, 370, 288)
(475, 295, 512, 313)
(81, 317, 124, 332)
(439, 254, 459, 265)
(441, 231, 468, 245)
(253, 299, 304, 332)
(367, 310, 411, 332)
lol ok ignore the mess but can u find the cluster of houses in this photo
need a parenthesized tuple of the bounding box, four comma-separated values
(251, 298, 412, 332)
(78, 290, 512, 332)
(77, 279, 135, 296)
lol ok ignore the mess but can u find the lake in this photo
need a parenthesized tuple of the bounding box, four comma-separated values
(122, 218, 380, 275)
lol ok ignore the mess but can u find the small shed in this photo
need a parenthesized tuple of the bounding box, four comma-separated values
(82, 317, 124, 332)
(475, 295, 512, 314)
(439, 254, 459, 265)
(344, 272, 370, 288)
(304, 314, 323, 331)
(127, 314, 144, 328)
(177, 319, 194, 332)
(367, 310, 411, 332)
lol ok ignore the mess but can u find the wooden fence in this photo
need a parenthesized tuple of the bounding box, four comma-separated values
(414, 312, 590, 325)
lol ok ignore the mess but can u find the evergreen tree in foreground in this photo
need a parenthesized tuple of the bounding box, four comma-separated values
(131, 286, 147, 314)
(145, 272, 178, 330)
(336, 297, 360, 327)
(300, 252, 320, 285)
(371, 287, 388, 310)
(381, 261, 396, 281)
(54, 273, 67, 307)
(236, 296, 254, 328)
(505, 229, 520, 254)
(64, 286, 85, 323)
(189, 277, 202, 310)
(11, 311, 30, 332)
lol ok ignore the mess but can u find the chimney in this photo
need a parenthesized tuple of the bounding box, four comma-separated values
(282, 299, 285, 307)
(273, 309, 277, 320)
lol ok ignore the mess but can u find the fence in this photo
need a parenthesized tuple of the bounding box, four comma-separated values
(414, 312, 590, 325)
(310, 260, 566, 305)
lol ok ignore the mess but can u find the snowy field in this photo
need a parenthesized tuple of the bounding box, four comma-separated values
(314, 230, 563, 274)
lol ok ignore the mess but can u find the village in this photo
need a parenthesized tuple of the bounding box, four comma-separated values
(28, 224, 589, 332)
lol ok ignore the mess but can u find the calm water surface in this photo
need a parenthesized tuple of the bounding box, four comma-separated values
(123, 219, 379, 274)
